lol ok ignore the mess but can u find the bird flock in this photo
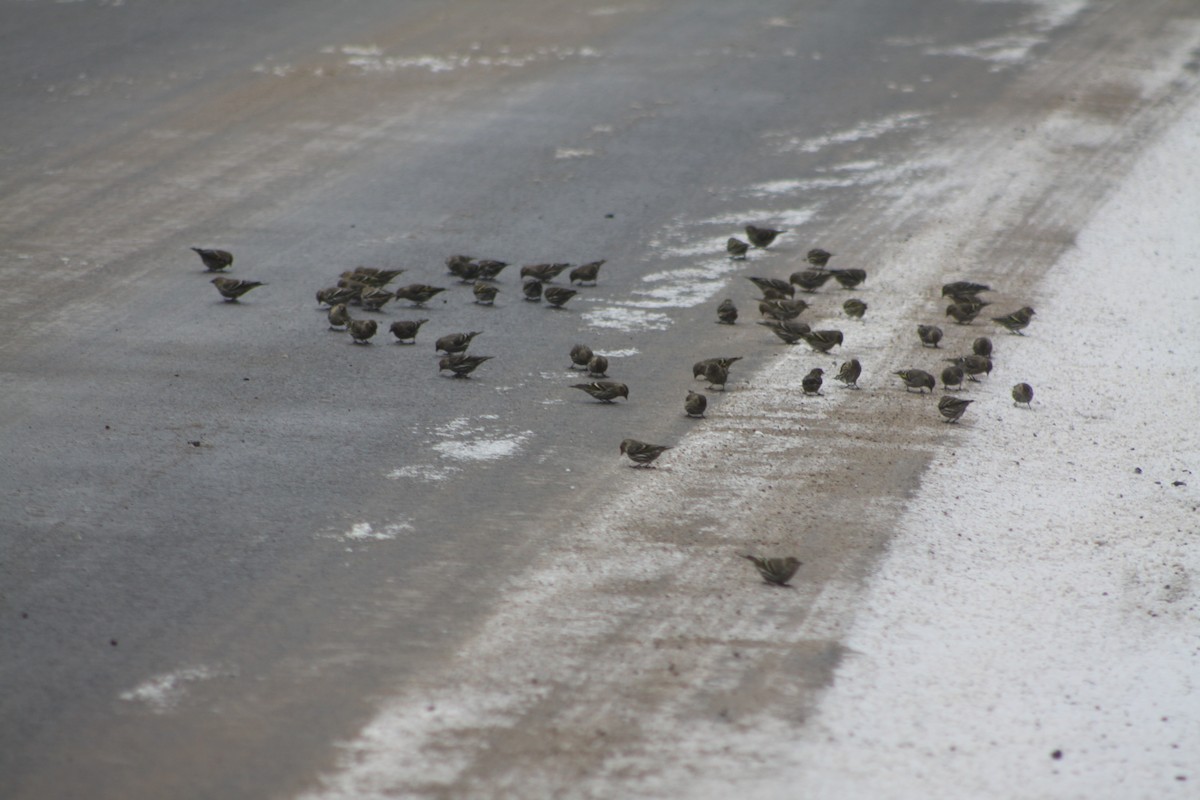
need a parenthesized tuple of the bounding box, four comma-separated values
(191, 223, 1037, 588)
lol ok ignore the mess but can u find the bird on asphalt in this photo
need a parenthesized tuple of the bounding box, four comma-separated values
(758, 319, 811, 344)
(347, 267, 404, 286)
(973, 336, 993, 357)
(436, 331, 482, 354)
(727, 237, 750, 260)
(619, 438, 671, 467)
(571, 381, 629, 403)
(520, 263, 571, 282)
(476, 260, 509, 280)
(1012, 382, 1034, 408)
(570, 344, 594, 370)
(790, 269, 834, 293)
(704, 360, 729, 391)
(191, 247, 233, 272)
(745, 224, 785, 248)
(895, 369, 936, 393)
(801, 368, 824, 396)
(569, 260, 605, 285)
(717, 298, 739, 324)
(941, 365, 965, 391)
(316, 286, 359, 307)
(211, 277, 264, 302)
(759, 297, 808, 321)
(543, 287, 578, 308)
(587, 355, 609, 377)
(806, 248, 833, 269)
(918, 324, 944, 348)
(389, 319, 428, 343)
(439, 353, 493, 378)
(327, 302, 351, 330)
(684, 391, 707, 418)
(843, 298, 868, 320)
(835, 358, 862, 389)
(938, 396, 974, 423)
(747, 276, 795, 298)
(992, 306, 1036, 334)
(446, 256, 482, 283)
(829, 268, 867, 289)
(947, 354, 993, 381)
(802, 329, 843, 353)
(522, 279, 544, 302)
(743, 555, 801, 586)
(693, 356, 742, 379)
(472, 282, 499, 305)
(348, 318, 378, 344)
(445, 254, 476, 273)
(942, 281, 991, 297)
(393, 284, 446, 307)
(945, 302, 987, 324)
(359, 287, 395, 312)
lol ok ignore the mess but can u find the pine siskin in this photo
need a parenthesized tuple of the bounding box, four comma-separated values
(619, 438, 671, 467)
(802, 367, 824, 395)
(328, 302, 351, 330)
(570, 344, 594, 369)
(191, 247, 233, 272)
(992, 306, 1036, 334)
(472, 282, 499, 305)
(447, 257, 482, 283)
(571, 380, 628, 402)
(684, 390, 707, 418)
(476, 260, 509, 280)
(830, 268, 867, 289)
(972, 336, 993, 357)
(317, 286, 359, 307)
(350, 267, 404, 286)
(520, 263, 571, 282)
(359, 287, 395, 311)
(917, 324, 944, 348)
(758, 297, 809, 321)
(445, 254, 476, 273)
(843, 298, 868, 319)
(569, 260, 605, 285)
(587, 354, 609, 377)
(727, 237, 750, 260)
(717, 298, 739, 324)
(745, 224, 785, 248)
(802, 329, 843, 353)
(394, 284, 446, 306)
(436, 331, 482, 354)
(835, 358, 862, 389)
(945, 302, 986, 324)
(747, 276, 795, 298)
(348, 318, 378, 344)
(942, 281, 991, 297)
(522, 279, 544, 302)
(941, 365, 964, 391)
(439, 353, 493, 378)
(704, 360, 729, 391)
(543, 287, 578, 308)
(789, 269, 834, 293)
(758, 319, 811, 344)
(806, 248, 833, 269)
(693, 356, 742, 379)
(895, 369, 936, 393)
(1012, 382, 1034, 408)
(743, 555, 801, 586)
(211, 277, 265, 302)
(947, 354, 993, 381)
(389, 319, 428, 343)
(938, 395, 973, 423)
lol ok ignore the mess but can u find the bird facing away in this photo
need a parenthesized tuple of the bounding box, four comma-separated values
(942, 281, 991, 297)
(745, 224, 785, 248)
(619, 438, 671, 467)
(802, 329, 843, 353)
(789, 269, 834, 293)
(806, 248, 833, 269)
(436, 331, 482, 354)
(704, 361, 729, 391)
(947, 354, 993, 381)
(439, 353, 493, 378)
(941, 365, 965, 391)
(543, 287, 578, 308)
(327, 302, 351, 330)
(747, 276, 794, 298)
(522, 279, 543, 302)
(472, 282, 499, 305)
(717, 298, 738, 324)
(389, 319, 428, 343)
(191, 247, 233, 272)
(992, 306, 1036, 334)
(835, 358, 862, 389)
(895, 369, 936, 393)
(1012, 382, 1034, 408)
(743, 555, 801, 586)
(938, 396, 973, 423)
(347, 318, 378, 344)
(520, 263, 571, 282)
(727, 237, 750, 260)
(758, 319, 811, 344)
(569, 260, 605, 285)
(571, 381, 629, 403)
(972, 336, 993, 357)
(802, 368, 824, 396)
(211, 277, 264, 302)
(918, 324, 944, 348)
(843, 298, 868, 319)
(570, 344, 594, 369)
(393, 284, 446, 307)
(830, 268, 867, 289)
(587, 355, 609, 377)
(684, 391, 707, 418)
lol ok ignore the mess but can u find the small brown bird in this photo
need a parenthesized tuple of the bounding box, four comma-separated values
(938, 396, 973, 423)
(802, 329, 843, 353)
(394, 284, 446, 306)
(745, 224, 785, 248)
(211, 277, 264, 302)
(317, 286, 359, 307)
(806, 248, 833, 269)
(587, 355, 609, 377)
(992, 306, 1036, 334)
(684, 391, 707, 418)
(1012, 382, 1034, 408)
(843, 298, 868, 319)
(476, 260, 509, 280)
(790, 269, 834, 293)
(327, 302, 351, 330)
(359, 287, 395, 312)
(191, 247, 233, 272)
(743, 555, 801, 586)
(472, 282, 499, 305)
(758, 319, 811, 344)
(351, 267, 405, 285)
(759, 297, 808, 321)
(570, 344, 594, 369)
(941, 365, 964, 391)
(520, 263, 571, 282)
(693, 356, 742, 379)
(747, 276, 794, 298)
(895, 369, 936, 393)
(945, 302, 986, 324)
(543, 287, 578, 308)
(942, 281, 990, 297)
(522, 279, 543, 302)
(948, 354, 993, 381)
(436, 331, 482, 354)
(829, 268, 867, 289)
(389, 319, 428, 343)
(446, 257, 482, 283)
(727, 237, 750, 260)
(348, 318, 378, 344)
(972, 336, 993, 357)
(835, 359, 862, 389)
(439, 353, 493, 378)
(569, 260, 605, 285)
(445, 254, 476, 273)
(918, 324, 944, 348)
(704, 360, 729, 391)
(801, 367, 824, 395)
(571, 381, 628, 403)
(717, 298, 738, 324)
(619, 438, 671, 467)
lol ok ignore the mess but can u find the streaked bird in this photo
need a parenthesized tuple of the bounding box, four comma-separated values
(830, 268, 866, 289)
(472, 282, 499, 305)
(211, 277, 264, 302)
(522, 279, 544, 302)
(802, 367, 824, 395)
(327, 302, 351, 330)
(747, 276, 794, 298)
(945, 302, 986, 324)
(806, 248, 833, 269)
(938, 396, 973, 423)
(316, 286, 359, 307)
(587, 355, 609, 377)
(619, 438, 671, 467)
(684, 391, 707, 418)
(570, 344, 594, 369)
(693, 356, 742, 379)
(347, 318, 378, 344)
(520, 263, 571, 282)
(359, 287, 395, 311)
(191, 247, 233, 272)
(743, 555, 801, 586)
(727, 237, 750, 260)
(446, 256, 482, 283)
(347, 267, 404, 286)
(393, 284, 446, 306)
(439, 353, 493, 378)
(476, 260, 509, 280)
(717, 298, 738, 324)
(571, 380, 628, 403)
(802, 329, 843, 353)
(569, 260, 605, 285)
(972, 336, 993, 357)
(835, 358, 862, 389)
(759, 297, 808, 321)
(843, 298, 868, 319)
(435, 331, 482, 354)
(941, 365, 964, 391)
(445, 254, 476, 273)
(942, 281, 990, 297)
(759, 319, 811, 344)
(947, 354, 993, 381)
(992, 306, 1036, 334)
(1012, 382, 1034, 408)
(745, 224, 785, 248)
(789, 269, 834, 293)
(704, 360, 729, 391)
(543, 287, 578, 308)
(895, 369, 936, 393)
(918, 324, 944, 348)
(389, 319, 428, 343)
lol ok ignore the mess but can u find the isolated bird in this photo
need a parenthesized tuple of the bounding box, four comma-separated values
(745, 224, 785, 248)
(759, 319, 811, 344)
(684, 391, 707, 418)
(389, 319, 428, 343)
(895, 369, 936, 393)
(704, 361, 729, 391)
(941, 365, 965, 391)
(1012, 382, 1034, 408)
(520, 263, 571, 282)
(747, 276, 794, 298)
(693, 356, 742, 379)
(543, 287, 578, 308)
(947, 354, 993, 381)
(835, 359, 862, 389)
(571, 381, 629, 403)
(327, 302, 351, 330)
(436, 331, 482, 354)
(439, 353, 493, 378)
(569, 260, 605, 285)
(992, 306, 1036, 334)
(191, 247, 233, 272)
(570, 344, 594, 370)
(472, 282, 499, 305)
(759, 297, 808, 321)
(843, 298, 868, 319)
(917, 324, 944, 348)
(973, 336, 993, 357)
(830, 268, 866, 289)
(727, 237, 750, 260)
(347, 318, 378, 344)
(802, 329, 843, 353)
(790, 269, 834, 293)
(938, 396, 973, 423)
(522, 279, 544, 302)
(587, 355, 609, 377)
(476, 260, 509, 280)
(211, 277, 264, 302)
(942, 281, 991, 297)
(717, 298, 739, 324)
(619, 438, 671, 467)
(743, 555, 801, 586)
(802, 368, 824, 395)
(394, 284, 446, 306)
(806, 248, 833, 269)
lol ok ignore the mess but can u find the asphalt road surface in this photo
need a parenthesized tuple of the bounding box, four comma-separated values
(3, 1, 1197, 797)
